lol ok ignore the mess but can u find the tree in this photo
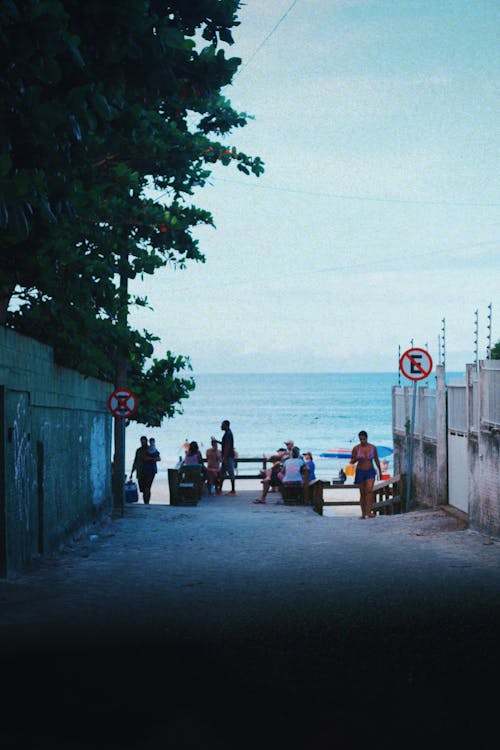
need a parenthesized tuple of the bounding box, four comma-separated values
(491, 340, 500, 359)
(0, 1, 263, 424)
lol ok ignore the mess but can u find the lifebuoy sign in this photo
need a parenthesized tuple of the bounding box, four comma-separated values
(107, 388, 138, 418)
(399, 347, 433, 381)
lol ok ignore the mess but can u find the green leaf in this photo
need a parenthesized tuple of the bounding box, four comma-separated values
(91, 92, 113, 120)
(0, 199, 9, 225)
(161, 26, 193, 50)
(68, 114, 82, 141)
(66, 35, 85, 68)
(0, 153, 12, 177)
(219, 28, 234, 45)
(11, 205, 30, 239)
(1, 1, 264, 423)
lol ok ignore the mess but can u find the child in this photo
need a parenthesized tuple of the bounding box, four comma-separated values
(303, 452, 316, 482)
(148, 438, 160, 461)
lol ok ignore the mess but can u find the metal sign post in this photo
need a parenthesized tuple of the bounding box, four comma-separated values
(399, 347, 433, 512)
(406, 380, 418, 512)
(108, 388, 138, 513)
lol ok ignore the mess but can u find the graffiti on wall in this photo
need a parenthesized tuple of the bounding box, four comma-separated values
(13, 394, 34, 531)
(90, 416, 108, 506)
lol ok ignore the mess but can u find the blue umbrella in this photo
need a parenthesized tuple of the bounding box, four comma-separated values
(320, 445, 393, 459)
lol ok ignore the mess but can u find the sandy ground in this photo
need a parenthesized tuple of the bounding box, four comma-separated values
(148, 473, 361, 516)
(1, 486, 498, 749)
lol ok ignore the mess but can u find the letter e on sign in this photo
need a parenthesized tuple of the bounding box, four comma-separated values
(399, 348, 433, 381)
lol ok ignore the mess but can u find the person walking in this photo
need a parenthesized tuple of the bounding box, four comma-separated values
(130, 436, 160, 504)
(214, 420, 236, 496)
(349, 431, 381, 519)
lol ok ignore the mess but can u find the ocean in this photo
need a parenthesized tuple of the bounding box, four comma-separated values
(124, 372, 401, 482)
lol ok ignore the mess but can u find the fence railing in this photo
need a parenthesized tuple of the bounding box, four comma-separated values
(393, 385, 437, 439)
(394, 363, 500, 437)
(481, 366, 500, 428)
(419, 388, 437, 439)
(175, 455, 272, 478)
(393, 389, 408, 433)
(312, 475, 404, 517)
(448, 384, 466, 433)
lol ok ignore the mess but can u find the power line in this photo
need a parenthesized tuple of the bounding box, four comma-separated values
(135, 238, 498, 295)
(209, 175, 500, 208)
(235, 0, 301, 77)
(149, 174, 500, 209)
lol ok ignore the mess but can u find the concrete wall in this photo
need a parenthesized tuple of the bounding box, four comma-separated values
(0, 327, 113, 576)
(392, 365, 448, 509)
(467, 362, 500, 536)
(393, 361, 500, 537)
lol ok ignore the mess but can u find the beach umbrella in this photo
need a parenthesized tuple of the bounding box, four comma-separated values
(320, 446, 393, 459)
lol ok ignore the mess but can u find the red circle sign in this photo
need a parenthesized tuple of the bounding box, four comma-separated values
(107, 388, 138, 418)
(399, 347, 433, 381)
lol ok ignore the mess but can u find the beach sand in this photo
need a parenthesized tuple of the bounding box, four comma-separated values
(145, 472, 360, 516)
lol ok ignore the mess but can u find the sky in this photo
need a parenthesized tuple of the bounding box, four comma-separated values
(129, 0, 499, 374)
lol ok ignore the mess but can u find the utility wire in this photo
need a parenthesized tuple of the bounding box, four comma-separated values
(139, 238, 499, 295)
(148, 174, 500, 209)
(235, 0, 301, 77)
(209, 175, 500, 208)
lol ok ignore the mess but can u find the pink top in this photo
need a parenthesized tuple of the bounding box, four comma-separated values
(356, 447, 375, 462)
(183, 452, 202, 465)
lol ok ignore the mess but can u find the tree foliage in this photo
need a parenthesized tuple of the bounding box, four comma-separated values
(491, 340, 500, 360)
(0, 0, 263, 425)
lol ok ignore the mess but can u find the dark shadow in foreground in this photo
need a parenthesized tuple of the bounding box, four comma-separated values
(1, 604, 496, 749)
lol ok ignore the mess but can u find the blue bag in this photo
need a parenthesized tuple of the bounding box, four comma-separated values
(124, 479, 139, 503)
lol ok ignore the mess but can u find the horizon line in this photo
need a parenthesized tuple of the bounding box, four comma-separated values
(189, 369, 464, 376)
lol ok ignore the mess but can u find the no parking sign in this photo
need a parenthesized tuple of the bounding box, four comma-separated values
(398, 346, 433, 513)
(399, 347, 433, 381)
(107, 388, 138, 418)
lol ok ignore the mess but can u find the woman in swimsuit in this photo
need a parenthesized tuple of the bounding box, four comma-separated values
(350, 431, 381, 519)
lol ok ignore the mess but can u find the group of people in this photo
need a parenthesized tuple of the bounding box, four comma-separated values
(254, 432, 383, 519)
(180, 419, 237, 496)
(129, 419, 236, 504)
(130, 423, 383, 519)
(253, 439, 316, 504)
